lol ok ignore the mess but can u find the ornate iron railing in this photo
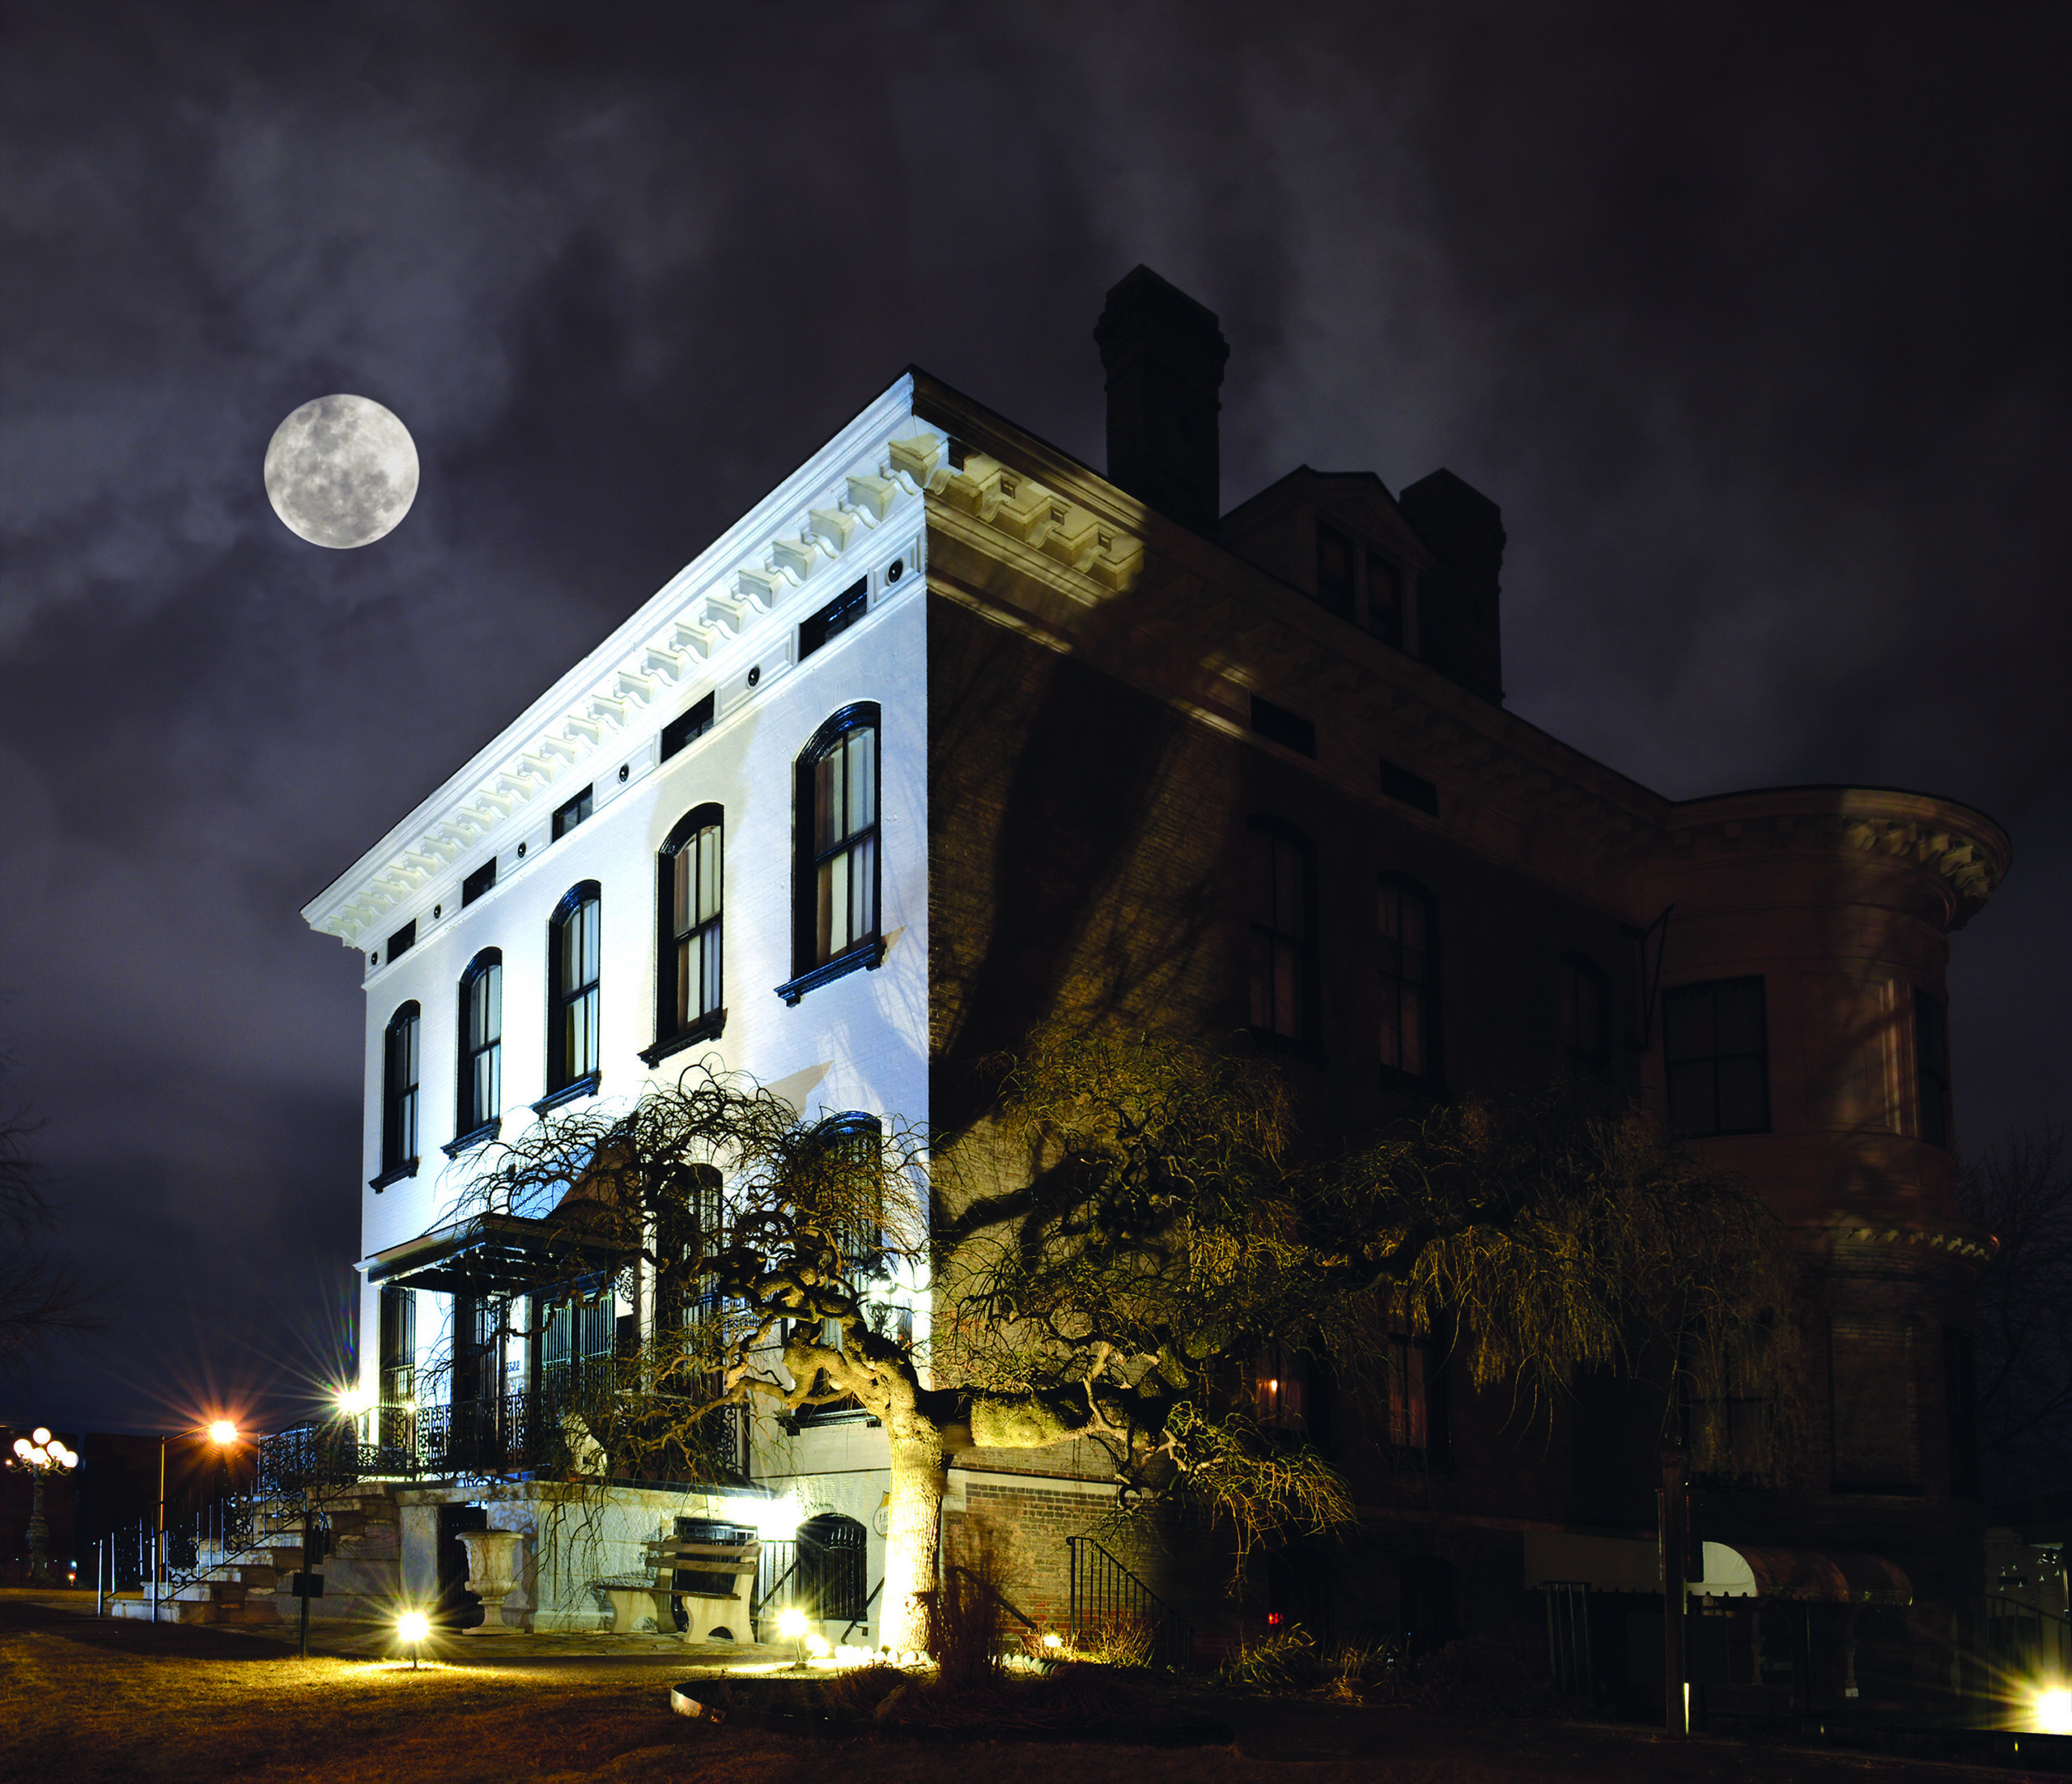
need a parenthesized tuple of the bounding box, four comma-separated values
(1066, 1536, 1194, 1669)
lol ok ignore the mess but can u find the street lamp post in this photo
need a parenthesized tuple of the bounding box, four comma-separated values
(152, 1420, 239, 1626)
(9, 1429, 79, 1582)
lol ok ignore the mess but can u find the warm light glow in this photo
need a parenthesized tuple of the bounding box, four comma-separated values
(722, 1492, 804, 1543)
(32, 1427, 49, 1446)
(11, 1438, 27, 1459)
(2035, 1686, 2072, 1734)
(336, 1385, 374, 1418)
(397, 1612, 431, 1645)
(776, 1607, 809, 1641)
(805, 1633, 832, 1658)
(1042, 1633, 1064, 1649)
(208, 1421, 238, 1446)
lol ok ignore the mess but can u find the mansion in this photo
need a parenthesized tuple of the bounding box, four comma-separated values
(301, 268, 2008, 1715)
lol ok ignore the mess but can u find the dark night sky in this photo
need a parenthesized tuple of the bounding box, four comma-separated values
(3, 3, 2067, 1436)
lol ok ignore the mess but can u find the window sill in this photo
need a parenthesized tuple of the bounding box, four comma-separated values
(532, 1071, 601, 1116)
(442, 1119, 502, 1160)
(368, 1159, 418, 1193)
(775, 937, 885, 1008)
(639, 1009, 727, 1067)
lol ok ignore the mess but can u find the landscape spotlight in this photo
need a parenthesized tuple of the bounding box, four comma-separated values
(776, 1605, 809, 1669)
(2035, 1685, 2072, 1735)
(397, 1610, 431, 1670)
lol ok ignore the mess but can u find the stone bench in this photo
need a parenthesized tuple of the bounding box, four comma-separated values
(589, 1535, 760, 1641)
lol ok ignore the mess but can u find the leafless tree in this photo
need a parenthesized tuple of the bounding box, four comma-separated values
(0, 1090, 96, 1373)
(1960, 1129, 2072, 1502)
(438, 1029, 1804, 1654)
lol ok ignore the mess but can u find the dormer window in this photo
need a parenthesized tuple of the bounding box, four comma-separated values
(1316, 525, 1356, 621)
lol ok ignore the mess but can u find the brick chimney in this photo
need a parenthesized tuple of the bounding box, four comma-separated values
(1399, 468, 1506, 705)
(1094, 266, 1229, 532)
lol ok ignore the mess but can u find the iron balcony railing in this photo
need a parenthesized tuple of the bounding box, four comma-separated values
(1066, 1536, 1195, 1670)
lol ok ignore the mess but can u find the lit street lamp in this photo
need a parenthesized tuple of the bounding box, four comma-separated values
(9, 1428, 79, 1582)
(153, 1420, 239, 1625)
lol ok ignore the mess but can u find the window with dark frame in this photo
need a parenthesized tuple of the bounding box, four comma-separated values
(1255, 1344, 1307, 1431)
(798, 577, 869, 661)
(386, 920, 416, 963)
(552, 785, 594, 842)
(1367, 551, 1403, 648)
(1387, 1332, 1430, 1450)
(457, 950, 502, 1137)
(795, 1114, 884, 1423)
(461, 859, 496, 907)
(377, 1285, 416, 1451)
(1915, 988, 1951, 1150)
(657, 805, 723, 1044)
(1663, 977, 1770, 1137)
(1379, 758, 1439, 816)
(1250, 694, 1317, 758)
(1559, 954, 1610, 1073)
(660, 692, 716, 762)
(1248, 820, 1314, 1045)
(540, 1281, 616, 1407)
(1378, 879, 1434, 1081)
(1315, 523, 1355, 620)
(548, 883, 601, 1092)
(795, 706, 880, 979)
(381, 1002, 420, 1171)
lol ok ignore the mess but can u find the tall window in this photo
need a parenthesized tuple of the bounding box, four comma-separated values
(1664, 978, 1769, 1137)
(1248, 820, 1314, 1044)
(1559, 954, 1610, 1073)
(378, 1285, 416, 1451)
(381, 1003, 420, 1172)
(1255, 1344, 1307, 1432)
(796, 1115, 883, 1423)
(794, 705, 881, 980)
(658, 806, 724, 1045)
(548, 883, 601, 1093)
(659, 1164, 727, 1334)
(1367, 551, 1403, 648)
(1387, 1334, 1429, 1450)
(1915, 989, 1951, 1150)
(457, 951, 502, 1138)
(1378, 879, 1434, 1081)
(540, 1283, 616, 1408)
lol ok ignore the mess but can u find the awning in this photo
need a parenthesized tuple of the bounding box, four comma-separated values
(357, 1209, 634, 1296)
(1522, 1531, 1912, 1606)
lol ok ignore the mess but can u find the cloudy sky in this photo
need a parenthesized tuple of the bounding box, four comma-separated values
(3, 2, 2067, 1434)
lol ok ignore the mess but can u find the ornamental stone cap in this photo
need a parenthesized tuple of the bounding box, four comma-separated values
(1662, 784, 2010, 931)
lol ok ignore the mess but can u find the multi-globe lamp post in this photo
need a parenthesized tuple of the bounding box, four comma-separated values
(9, 1428, 78, 1582)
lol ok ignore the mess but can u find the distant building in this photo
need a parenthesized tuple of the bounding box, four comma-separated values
(295, 268, 2007, 1714)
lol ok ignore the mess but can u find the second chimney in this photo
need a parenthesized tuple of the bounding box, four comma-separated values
(1094, 266, 1229, 532)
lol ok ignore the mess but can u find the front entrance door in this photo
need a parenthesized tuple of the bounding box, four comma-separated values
(435, 1503, 487, 1629)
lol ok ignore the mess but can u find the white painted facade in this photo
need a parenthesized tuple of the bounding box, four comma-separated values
(303, 376, 947, 1638)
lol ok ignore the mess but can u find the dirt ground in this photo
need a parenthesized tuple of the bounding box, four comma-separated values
(0, 1591, 2048, 1784)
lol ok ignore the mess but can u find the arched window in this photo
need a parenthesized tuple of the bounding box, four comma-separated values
(378, 1002, 420, 1183)
(545, 882, 601, 1101)
(1247, 818, 1315, 1047)
(1558, 954, 1609, 1075)
(649, 805, 723, 1059)
(454, 950, 503, 1144)
(783, 704, 882, 1004)
(1378, 878, 1435, 1084)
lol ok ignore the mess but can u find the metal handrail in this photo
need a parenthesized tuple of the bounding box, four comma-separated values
(1066, 1536, 1194, 1669)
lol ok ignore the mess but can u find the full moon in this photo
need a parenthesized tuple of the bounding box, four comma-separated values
(263, 394, 418, 548)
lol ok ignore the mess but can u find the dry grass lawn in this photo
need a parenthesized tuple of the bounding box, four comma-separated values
(0, 1593, 2019, 1783)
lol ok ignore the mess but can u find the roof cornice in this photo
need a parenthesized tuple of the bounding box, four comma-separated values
(302, 373, 936, 947)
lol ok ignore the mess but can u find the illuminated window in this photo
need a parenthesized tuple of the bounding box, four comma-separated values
(656, 805, 723, 1048)
(378, 1285, 415, 1451)
(1248, 820, 1314, 1045)
(1559, 954, 1610, 1073)
(457, 950, 502, 1138)
(1255, 1345, 1307, 1431)
(381, 1002, 420, 1174)
(1378, 879, 1434, 1082)
(790, 705, 881, 991)
(547, 883, 601, 1094)
(1915, 989, 1951, 1150)
(1664, 978, 1768, 1136)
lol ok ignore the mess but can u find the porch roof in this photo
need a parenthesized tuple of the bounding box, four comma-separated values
(358, 1211, 633, 1296)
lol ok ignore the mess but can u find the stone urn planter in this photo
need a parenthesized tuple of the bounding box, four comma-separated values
(455, 1528, 527, 1633)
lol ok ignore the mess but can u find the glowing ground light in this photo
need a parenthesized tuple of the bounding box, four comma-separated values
(2034, 1686, 2072, 1734)
(397, 1610, 431, 1670)
(776, 1607, 809, 1640)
